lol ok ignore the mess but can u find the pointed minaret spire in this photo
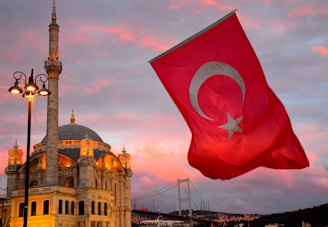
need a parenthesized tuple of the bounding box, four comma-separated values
(122, 144, 127, 154)
(46, 0, 61, 62)
(44, 0, 62, 185)
(52, 0, 57, 23)
(14, 138, 19, 150)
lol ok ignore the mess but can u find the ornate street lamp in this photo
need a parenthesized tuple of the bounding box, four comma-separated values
(8, 68, 50, 227)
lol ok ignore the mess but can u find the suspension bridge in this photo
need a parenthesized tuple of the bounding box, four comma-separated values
(131, 178, 222, 225)
(132, 178, 208, 214)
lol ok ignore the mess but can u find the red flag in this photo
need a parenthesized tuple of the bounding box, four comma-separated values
(149, 11, 309, 179)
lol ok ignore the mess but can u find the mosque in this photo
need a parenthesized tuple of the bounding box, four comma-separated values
(1, 1, 132, 226)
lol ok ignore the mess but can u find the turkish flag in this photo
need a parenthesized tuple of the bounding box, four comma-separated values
(149, 11, 309, 179)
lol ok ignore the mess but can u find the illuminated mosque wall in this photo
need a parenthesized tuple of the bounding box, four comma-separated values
(5, 113, 133, 227)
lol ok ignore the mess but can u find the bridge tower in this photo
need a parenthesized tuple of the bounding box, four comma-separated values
(177, 178, 192, 217)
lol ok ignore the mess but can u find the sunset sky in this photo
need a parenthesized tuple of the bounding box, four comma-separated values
(0, 0, 327, 214)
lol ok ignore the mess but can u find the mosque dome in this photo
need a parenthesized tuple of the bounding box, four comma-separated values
(41, 123, 103, 143)
(33, 111, 110, 162)
(41, 110, 103, 143)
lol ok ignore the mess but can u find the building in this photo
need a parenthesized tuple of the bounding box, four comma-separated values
(2, 1, 133, 226)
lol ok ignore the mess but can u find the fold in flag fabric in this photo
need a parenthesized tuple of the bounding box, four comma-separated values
(149, 11, 309, 180)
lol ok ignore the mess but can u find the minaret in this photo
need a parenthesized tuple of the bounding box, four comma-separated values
(44, 0, 62, 185)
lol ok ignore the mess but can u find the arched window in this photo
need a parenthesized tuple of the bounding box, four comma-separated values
(71, 201, 75, 215)
(65, 200, 69, 214)
(104, 202, 107, 216)
(19, 203, 24, 217)
(58, 200, 63, 214)
(98, 202, 101, 215)
(31, 201, 36, 216)
(43, 200, 49, 215)
(91, 201, 95, 215)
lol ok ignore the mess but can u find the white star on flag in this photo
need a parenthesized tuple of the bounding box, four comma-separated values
(218, 112, 243, 139)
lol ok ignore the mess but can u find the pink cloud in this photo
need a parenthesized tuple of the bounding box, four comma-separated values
(99, 79, 110, 86)
(140, 36, 175, 52)
(100, 25, 135, 42)
(1, 30, 47, 62)
(63, 26, 94, 44)
(319, 178, 328, 188)
(0, 90, 10, 106)
(68, 22, 135, 44)
(306, 143, 328, 165)
(289, 7, 328, 17)
(63, 20, 176, 52)
(313, 46, 328, 57)
(239, 166, 328, 195)
(132, 140, 191, 182)
(237, 14, 261, 30)
(168, 0, 235, 12)
(296, 122, 328, 143)
(0, 49, 22, 62)
(139, 175, 157, 187)
(200, 0, 235, 11)
(19, 31, 47, 55)
(271, 22, 284, 31)
(83, 79, 112, 94)
(63, 20, 120, 44)
(168, 0, 202, 12)
(0, 151, 8, 174)
(112, 112, 138, 122)
(262, 0, 273, 5)
(289, 7, 316, 16)
(137, 115, 181, 129)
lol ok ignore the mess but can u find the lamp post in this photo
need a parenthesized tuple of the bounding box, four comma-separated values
(8, 69, 50, 227)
